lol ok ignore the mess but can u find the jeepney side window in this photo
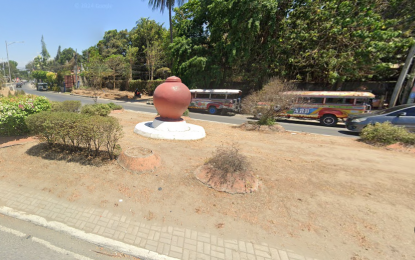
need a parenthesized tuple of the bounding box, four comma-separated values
(308, 98, 324, 104)
(346, 98, 355, 104)
(325, 98, 344, 104)
(355, 99, 366, 104)
(191, 93, 196, 98)
(211, 94, 226, 99)
(196, 93, 210, 99)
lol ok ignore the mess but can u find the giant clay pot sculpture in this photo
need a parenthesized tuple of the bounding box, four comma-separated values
(153, 76, 191, 120)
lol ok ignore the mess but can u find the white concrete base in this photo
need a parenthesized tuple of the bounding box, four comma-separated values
(134, 118, 206, 140)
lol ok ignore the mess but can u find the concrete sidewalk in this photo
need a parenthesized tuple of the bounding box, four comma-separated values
(0, 181, 318, 260)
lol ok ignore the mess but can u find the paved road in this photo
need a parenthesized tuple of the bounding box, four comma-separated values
(21, 83, 358, 138)
(0, 214, 136, 260)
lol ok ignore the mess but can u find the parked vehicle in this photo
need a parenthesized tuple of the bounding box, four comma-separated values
(37, 83, 48, 91)
(16, 82, 22, 88)
(189, 89, 242, 115)
(275, 91, 375, 126)
(346, 104, 415, 133)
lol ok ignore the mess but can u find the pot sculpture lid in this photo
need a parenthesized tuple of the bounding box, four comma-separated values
(153, 76, 191, 120)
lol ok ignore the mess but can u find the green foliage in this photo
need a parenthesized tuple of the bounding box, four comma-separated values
(360, 122, 415, 145)
(41, 35, 51, 63)
(105, 55, 127, 89)
(25, 112, 123, 159)
(32, 70, 48, 81)
(182, 109, 189, 116)
(0, 95, 51, 135)
(107, 102, 123, 110)
(81, 104, 111, 116)
(51, 101, 82, 112)
(128, 80, 162, 94)
(97, 29, 129, 58)
(155, 67, 171, 79)
(46, 72, 57, 86)
(84, 56, 111, 91)
(58, 48, 75, 65)
(170, 0, 415, 87)
(257, 116, 275, 126)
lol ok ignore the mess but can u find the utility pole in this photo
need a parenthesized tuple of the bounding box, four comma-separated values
(390, 45, 415, 107)
(74, 49, 78, 89)
(5, 41, 24, 83)
(6, 41, 12, 82)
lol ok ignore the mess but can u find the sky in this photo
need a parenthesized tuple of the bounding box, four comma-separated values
(0, 0, 173, 69)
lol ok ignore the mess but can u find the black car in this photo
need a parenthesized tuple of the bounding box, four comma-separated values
(16, 82, 23, 88)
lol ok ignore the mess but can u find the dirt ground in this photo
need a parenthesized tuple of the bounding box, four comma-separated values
(72, 88, 152, 101)
(1, 110, 415, 260)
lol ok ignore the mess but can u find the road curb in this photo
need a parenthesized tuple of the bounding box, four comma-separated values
(0, 206, 178, 260)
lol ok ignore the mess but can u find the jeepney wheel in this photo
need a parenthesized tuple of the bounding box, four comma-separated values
(255, 112, 263, 119)
(320, 114, 338, 127)
(208, 106, 218, 115)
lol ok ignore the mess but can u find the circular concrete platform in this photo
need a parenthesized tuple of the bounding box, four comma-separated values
(118, 146, 161, 174)
(134, 118, 206, 140)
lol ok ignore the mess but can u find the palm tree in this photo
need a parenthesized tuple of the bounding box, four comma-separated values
(147, 0, 185, 43)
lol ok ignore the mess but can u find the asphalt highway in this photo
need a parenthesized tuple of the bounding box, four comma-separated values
(20, 83, 358, 138)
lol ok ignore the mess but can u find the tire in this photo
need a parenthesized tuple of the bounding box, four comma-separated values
(274, 105, 281, 112)
(320, 114, 338, 127)
(208, 106, 217, 115)
(255, 112, 263, 119)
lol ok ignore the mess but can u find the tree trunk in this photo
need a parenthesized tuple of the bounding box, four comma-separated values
(113, 74, 115, 89)
(169, 6, 173, 43)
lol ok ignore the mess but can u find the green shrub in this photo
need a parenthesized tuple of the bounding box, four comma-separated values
(182, 109, 189, 116)
(26, 112, 123, 159)
(52, 86, 60, 92)
(51, 101, 82, 112)
(0, 95, 51, 135)
(107, 102, 123, 110)
(128, 80, 163, 95)
(360, 122, 415, 145)
(257, 114, 276, 126)
(81, 104, 111, 116)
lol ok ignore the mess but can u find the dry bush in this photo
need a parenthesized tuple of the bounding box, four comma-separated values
(205, 144, 250, 174)
(242, 78, 299, 122)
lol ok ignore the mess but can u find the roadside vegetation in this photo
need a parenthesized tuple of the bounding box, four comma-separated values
(241, 78, 298, 128)
(360, 122, 415, 146)
(26, 112, 123, 160)
(196, 143, 258, 194)
(11, 0, 412, 98)
(1, 96, 124, 160)
(0, 95, 51, 135)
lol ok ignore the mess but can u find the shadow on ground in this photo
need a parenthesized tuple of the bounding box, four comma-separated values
(0, 136, 31, 145)
(25, 143, 113, 166)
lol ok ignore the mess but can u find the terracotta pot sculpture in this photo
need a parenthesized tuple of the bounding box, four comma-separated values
(153, 76, 191, 120)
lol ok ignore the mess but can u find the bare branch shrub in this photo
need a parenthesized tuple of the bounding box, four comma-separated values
(242, 78, 299, 123)
(206, 144, 250, 173)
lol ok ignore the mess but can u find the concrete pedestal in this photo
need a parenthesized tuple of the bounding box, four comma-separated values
(134, 118, 206, 140)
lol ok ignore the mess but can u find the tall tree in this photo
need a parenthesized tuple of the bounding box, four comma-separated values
(55, 45, 62, 62)
(84, 56, 111, 100)
(145, 41, 164, 80)
(147, 0, 186, 43)
(97, 29, 129, 58)
(130, 18, 167, 79)
(105, 55, 127, 89)
(41, 35, 50, 64)
(125, 46, 139, 80)
(59, 48, 76, 65)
